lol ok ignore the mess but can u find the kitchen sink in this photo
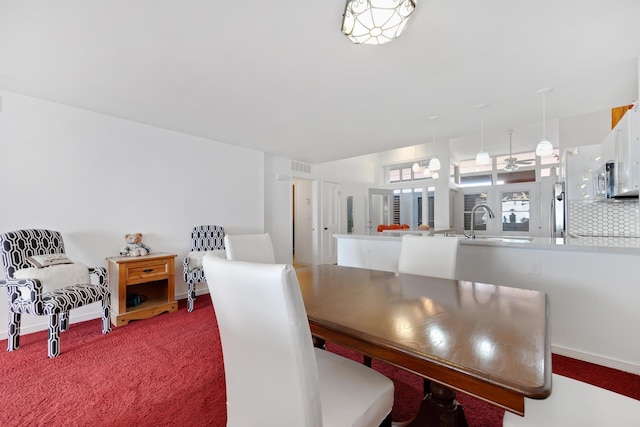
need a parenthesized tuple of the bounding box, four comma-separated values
(444, 234, 533, 242)
(477, 236, 533, 242)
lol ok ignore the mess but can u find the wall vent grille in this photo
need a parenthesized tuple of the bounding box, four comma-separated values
(290, 160, 311, 174)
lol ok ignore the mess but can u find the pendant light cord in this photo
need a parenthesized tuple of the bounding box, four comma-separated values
(432, 118, 436, 155)
(542, 92, 546, 139)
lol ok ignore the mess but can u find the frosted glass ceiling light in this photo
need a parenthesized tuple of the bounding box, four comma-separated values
(342, 0, 416, 45)
(536, 88, 554, 156)
(428, 116, 441, 171)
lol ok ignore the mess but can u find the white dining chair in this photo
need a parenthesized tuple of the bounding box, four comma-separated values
(397, 235, 459, 279)
(202, 254, 394, 427)
(503, 374, 640, 426)
(396, 234, 459, 389)
(224, 233, 276, 264)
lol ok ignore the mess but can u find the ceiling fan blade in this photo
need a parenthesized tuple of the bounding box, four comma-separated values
(515, 159, 535, 165)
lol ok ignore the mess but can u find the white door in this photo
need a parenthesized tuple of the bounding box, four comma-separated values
(321, 181, 341, 264)
(368, 188, 395, 231)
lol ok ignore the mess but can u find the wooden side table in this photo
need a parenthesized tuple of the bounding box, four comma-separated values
(106, 252, 178, 326)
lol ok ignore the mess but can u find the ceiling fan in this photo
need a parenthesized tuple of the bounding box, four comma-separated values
(503, 130, 534, 172)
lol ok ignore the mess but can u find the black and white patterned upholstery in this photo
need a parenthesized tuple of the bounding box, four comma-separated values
(183, 225, 225, 312)
(0, 229, 111, 358)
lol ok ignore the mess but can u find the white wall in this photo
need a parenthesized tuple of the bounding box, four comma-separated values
(559, 110, 610, 149)
(293, 179, 313, 265)
(0, 91, 264, 337)
(264, 154, 294, 264)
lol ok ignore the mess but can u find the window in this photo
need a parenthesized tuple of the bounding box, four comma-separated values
(496, 170, 535, 184)
(392, 187, 434, 228)
(501, 191, 530, 232)
(459, 149, 560, 187)
(463, 193, 488, 231)
(385, 162, 433, 184)
(458, 158, 493, 188)
(459, 158, 492, 175)
(461, 174, 493, 187)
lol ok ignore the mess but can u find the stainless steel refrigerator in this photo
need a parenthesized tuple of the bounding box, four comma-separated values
(550, 181, 567, 238)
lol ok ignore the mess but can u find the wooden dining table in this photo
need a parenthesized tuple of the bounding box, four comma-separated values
(296, 264, 552, 427)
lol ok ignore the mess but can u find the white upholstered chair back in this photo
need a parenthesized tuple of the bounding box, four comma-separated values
(202, 255, 394, 427)
(224, 233, 276, 264)
(397, 235, 459, 279)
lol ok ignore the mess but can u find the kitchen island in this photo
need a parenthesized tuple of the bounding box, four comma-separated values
(335, 233, 640, 376)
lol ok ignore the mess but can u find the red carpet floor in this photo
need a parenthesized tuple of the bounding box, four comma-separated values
(0, 297, 638, 426)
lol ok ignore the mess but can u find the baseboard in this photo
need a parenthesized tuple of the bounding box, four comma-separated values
(552, 345, 640, 375)
(0, 309, 104, 340)
(0, 290, 211, 340)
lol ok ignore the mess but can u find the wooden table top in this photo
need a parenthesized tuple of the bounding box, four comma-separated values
(296, 264, 552, 415)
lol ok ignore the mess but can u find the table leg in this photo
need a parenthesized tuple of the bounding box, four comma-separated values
(364, 355, 372, 367)
(312, 337, 325, 349)
(393, 382, 468, 427)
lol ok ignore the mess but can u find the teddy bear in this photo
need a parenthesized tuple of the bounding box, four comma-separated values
(120, 233, 150, 257)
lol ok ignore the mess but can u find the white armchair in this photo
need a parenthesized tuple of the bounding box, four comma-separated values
(224, 233, 275, 264)
(202, 254, 394, 427)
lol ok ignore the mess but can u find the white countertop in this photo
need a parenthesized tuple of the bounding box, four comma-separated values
(334, 233, 640, 255)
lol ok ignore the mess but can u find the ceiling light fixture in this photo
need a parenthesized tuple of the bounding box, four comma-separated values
(536, 88, 554, 156)
(412, 144, 420, 172)
(475, 104, 490, 165)
(342, 0, 416, 45)
(428, 116, 441, 172)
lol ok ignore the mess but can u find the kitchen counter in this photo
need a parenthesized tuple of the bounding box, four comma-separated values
(334, 233, 640, 255)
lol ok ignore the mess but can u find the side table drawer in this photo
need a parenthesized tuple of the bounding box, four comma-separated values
(125, 260, 170, 284)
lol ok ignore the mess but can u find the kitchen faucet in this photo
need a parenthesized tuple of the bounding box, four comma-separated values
(464, 203, 495, 239)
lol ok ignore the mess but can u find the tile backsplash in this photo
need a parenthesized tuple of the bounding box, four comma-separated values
(569, 200, 640, 237)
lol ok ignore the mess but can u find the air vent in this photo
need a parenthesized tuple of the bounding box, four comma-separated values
(290, 160, 311, 174)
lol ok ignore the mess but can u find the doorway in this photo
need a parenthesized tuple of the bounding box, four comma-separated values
(292, 178, 314, 266)
(291, 179, 341, 266)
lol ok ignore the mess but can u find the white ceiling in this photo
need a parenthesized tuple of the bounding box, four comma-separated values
(1, 0, 640, 164)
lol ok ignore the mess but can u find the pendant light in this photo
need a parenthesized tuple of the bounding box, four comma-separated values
(422, 144, 431, 176)
(535, 88, 554, 156)
(428, 116, 441, 171)
(412, 144, 420, 172)
(475, 104, 490, 165)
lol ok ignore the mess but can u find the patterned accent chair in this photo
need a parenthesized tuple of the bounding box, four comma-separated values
(0, 229, 111, 358)
(183, 225, 225, 312)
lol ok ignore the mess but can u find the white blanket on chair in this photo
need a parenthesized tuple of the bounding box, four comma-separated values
(13, 263, 91, 299)
(187, 250, 227, 270)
